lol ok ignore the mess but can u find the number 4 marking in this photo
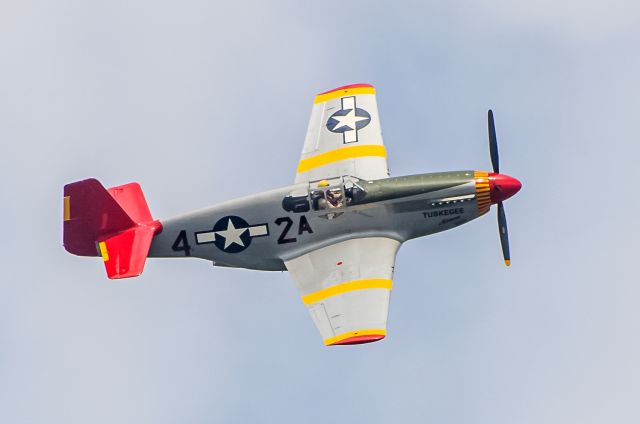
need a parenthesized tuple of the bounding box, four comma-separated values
(172, 230, 192, 256)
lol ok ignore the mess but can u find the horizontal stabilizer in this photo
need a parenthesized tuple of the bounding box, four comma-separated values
(99, 226, 156, 279)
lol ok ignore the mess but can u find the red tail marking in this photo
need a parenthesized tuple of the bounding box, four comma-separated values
(101, 226, 158, 279)
(108, 183, 153, 223)
(63, 178, 162, 279)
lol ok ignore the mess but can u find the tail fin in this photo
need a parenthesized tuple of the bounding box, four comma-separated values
(63, 179, 162, 279)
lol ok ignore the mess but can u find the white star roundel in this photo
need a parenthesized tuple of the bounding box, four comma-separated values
(194, 216, 269, 253)
(326, 96, 371, 143)
(217, 218, 247, 250)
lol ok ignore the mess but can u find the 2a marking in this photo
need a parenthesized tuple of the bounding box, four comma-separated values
(275, 216, 313, 245)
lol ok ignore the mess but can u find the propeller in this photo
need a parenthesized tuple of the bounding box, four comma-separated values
(488, 110, 499, 173)
(497, 202, 510, 266)
(488, 109, 511, 266)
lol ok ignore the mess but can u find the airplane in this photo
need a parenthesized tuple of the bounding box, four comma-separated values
(62, 83, 522, 346)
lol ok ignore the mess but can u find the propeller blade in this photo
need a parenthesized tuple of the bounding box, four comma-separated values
(497, 202, 511, 266)
(488, 109, 499, 173)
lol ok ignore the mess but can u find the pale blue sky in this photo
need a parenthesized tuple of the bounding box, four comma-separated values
(2, 1, 639, 423)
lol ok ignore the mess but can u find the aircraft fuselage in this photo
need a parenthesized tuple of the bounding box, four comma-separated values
(148, 169, 518, 271)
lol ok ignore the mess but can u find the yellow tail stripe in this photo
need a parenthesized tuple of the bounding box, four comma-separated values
(63, 196, 71, 221)
(314, 86, 376, 104)
(297, 145, 387, 173)
(302, 278, 392, 305)
(98, 241, 109, 262)
(324, 329, 387, 346)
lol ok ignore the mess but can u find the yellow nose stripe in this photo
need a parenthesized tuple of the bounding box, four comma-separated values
(474, 170, 492, 215)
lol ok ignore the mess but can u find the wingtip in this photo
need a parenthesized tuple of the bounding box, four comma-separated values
(314, 84, 376, 104)
(323, 329, 387, 346)
(317, 83, 374, 95)
(327, 334, 386, 346)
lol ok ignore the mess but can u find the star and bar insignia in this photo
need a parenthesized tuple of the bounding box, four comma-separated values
(195, 216, 269, 253)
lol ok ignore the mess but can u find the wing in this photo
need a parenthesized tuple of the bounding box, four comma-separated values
(285, 237, 400, 346)
(295, 84, 389, 184)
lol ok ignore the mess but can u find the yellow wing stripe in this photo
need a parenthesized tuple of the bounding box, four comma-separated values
(314, 86, 376, 104)
(63, 196, 71, 221)
(301, 278, 392, 305)
(297, 145, 387, 173)
(324, 329, 387, 346)
(98, 241, 109, 262)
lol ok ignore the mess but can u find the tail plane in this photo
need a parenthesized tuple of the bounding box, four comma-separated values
(63, 179, 162, 279)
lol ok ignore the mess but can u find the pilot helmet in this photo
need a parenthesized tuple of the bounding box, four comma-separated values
(317, 180, 330, 187)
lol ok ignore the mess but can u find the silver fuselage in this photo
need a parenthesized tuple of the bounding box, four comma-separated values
(148, 170, 485, 271)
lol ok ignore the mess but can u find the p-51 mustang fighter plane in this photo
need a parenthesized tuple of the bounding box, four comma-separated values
(63, 84, 521, 346)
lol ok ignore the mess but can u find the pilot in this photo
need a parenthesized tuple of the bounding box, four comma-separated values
(326, 187, 343, 208)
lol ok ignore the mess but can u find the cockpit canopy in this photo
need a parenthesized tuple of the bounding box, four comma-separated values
(281, 176, 367, 213)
